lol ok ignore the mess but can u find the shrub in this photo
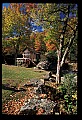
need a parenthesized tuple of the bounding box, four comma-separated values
(59, 73, 77, 114)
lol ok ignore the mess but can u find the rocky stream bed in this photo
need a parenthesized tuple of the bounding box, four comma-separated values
(2, 77, 63, 115)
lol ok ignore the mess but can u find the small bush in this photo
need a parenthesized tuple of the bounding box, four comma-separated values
(59, 73, 77, 114)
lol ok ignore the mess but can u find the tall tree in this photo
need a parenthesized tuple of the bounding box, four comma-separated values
(30, 3, 78, 84)
(2, 3, 35, 65)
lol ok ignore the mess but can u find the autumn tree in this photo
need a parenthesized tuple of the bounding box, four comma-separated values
(30, 3, 78, 84)
(2, 3, 35, 65)
(30, 31, 46, 53)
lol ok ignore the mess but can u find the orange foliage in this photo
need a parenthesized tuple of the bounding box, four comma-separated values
(46, 40, 56, 51)
(25, 3, 36, 12)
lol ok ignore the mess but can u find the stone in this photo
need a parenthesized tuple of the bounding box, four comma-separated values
(19, 97, 56, 115)
(19, 79, 59, 115)
(44, 72, 56, 82)
(36, 61, 49, 70)
(44, 72, 50, 80)
(23, 79, 44, 89)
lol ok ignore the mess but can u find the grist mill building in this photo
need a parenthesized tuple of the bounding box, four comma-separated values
(16, 48, 40, 67)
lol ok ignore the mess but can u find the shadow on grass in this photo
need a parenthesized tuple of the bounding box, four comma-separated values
(2, 84, 26, 92)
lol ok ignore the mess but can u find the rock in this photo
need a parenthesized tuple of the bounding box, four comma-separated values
(44, 72, 56, 82)
(44, 72, 51, 81)
(19, 98, 56, 115)
(24, 79, 44, 89)
(36, 61, 49, 70)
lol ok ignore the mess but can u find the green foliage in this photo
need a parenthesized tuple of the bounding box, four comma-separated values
(61, 74, 77, 94)
(59, 73, 77, 114)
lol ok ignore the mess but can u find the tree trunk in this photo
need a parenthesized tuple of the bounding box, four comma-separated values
(56, 36, 62, 84)
(56, 50, 61, 84)
(60, 25, 78, 67)
(56, 17, 69, 84)
(56, 24, 78, 84)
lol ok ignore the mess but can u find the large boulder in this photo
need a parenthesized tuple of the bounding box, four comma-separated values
(36, 61, 49, 70)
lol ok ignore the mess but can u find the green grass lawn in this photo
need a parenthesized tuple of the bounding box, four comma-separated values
(2, 64, 48, 104)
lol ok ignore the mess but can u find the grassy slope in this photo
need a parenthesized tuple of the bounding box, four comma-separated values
(2, 64, 48, 104)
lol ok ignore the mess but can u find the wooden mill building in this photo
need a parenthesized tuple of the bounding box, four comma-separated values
(16, 48, 40, 67)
